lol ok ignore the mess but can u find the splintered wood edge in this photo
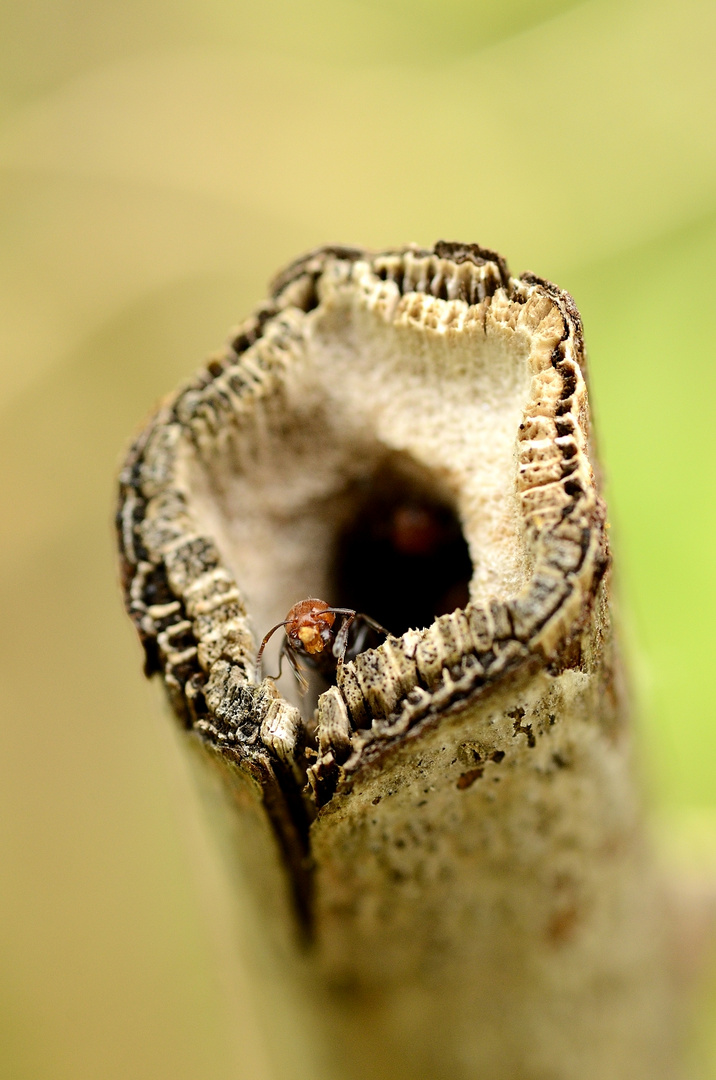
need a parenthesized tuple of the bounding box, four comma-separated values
(116, 241, 608, 820)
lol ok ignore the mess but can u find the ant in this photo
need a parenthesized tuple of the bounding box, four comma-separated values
(256, 598, 389, 693)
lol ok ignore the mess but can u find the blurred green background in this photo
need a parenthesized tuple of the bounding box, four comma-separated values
(1, 0, 715, 1076)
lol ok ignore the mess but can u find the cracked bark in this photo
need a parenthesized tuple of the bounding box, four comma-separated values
(117, 243, 678, 1079)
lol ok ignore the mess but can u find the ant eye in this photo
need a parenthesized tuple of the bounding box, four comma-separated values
(331, 456, 472, 636)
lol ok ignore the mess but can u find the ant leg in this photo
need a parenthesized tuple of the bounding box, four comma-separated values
(284, 642, 310, 695)
(332, 612, 357, 663)
(328, 609, 390, 663)
(357, 613, 390, 638)
(261, 639, 308, 694)
(344, 614, 390, 660)
(351, 622, 370, 655)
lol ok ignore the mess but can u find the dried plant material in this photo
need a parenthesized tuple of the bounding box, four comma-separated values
(117, 243, 677, 1079)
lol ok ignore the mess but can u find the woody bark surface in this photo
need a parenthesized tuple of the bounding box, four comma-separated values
(117, 243, 677, 1080)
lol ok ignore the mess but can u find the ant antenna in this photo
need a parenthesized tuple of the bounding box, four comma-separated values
(255, 620, 289, 679)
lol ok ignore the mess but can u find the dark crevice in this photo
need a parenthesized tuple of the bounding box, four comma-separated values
(555, 417, 575, 438)
(435, 277, 450, 301)
(510, 708, 536, 748)
(229, 302, 278, 355)
(331, 456, 473, 637)
(560, 369, 578, 398)
(298, 275, 320, 313)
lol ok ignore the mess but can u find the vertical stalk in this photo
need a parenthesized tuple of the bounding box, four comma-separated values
(117, 243, 677, 1079)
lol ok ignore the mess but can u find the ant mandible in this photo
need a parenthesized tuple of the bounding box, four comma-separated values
(256, 598, 389, 693)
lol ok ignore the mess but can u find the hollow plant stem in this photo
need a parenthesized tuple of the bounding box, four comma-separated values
(117, 243, 678, 1080)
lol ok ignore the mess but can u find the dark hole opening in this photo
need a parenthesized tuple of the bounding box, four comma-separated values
(331, 457, 473, 641)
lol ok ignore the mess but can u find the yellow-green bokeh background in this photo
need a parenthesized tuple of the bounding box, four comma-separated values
(2, 1, 716, 1076)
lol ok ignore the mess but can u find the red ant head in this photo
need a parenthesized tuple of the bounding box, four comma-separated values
(285, 598, 336, 656)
